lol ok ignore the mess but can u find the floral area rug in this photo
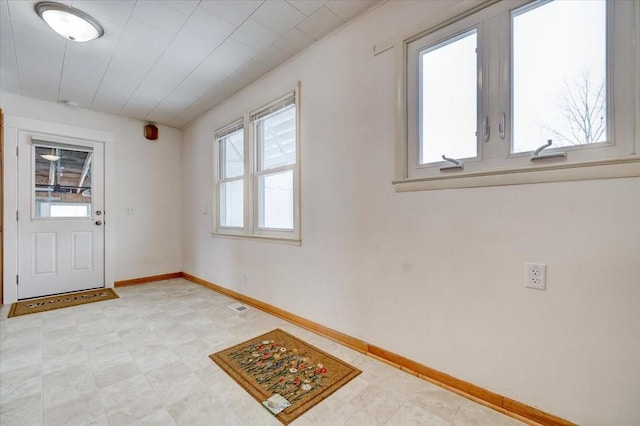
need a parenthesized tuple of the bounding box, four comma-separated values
(209, 328, 361, 425)
(8, 288, 119, 318)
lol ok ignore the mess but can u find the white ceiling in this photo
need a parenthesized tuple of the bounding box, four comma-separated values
(0, 0, 378, 128)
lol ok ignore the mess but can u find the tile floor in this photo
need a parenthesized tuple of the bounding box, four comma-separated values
(0, 279, 526, 425)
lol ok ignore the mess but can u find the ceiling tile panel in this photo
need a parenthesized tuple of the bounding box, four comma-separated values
(274, 27, 316, 55)
(183, 6, 236, 43)
(7, 0, 54, 29)
(130, 0, 189, 36)
(209, 38, 257, 73)
(159, 0, 199, 16)
(147, 91, 196, 124)
(296, 6, 344, 40)
(98, 19, 173, 82)
(168, 81, 242, 128)
(148, 37, 254, 119)
(251, 0, 306, 35)
(231, 18, 280, 51)
(151, 56, 234, 116)
(252, 45, 289, 71)
(13, 52, 61, 101)
(114, 101, 149, 121)
(11, 22, 65, 101)
(286, 0, 327, 17)
(144, 105, 178, 124)
(218, 73, 253, 98)
(1, 0, 12, 32)
(172, 71, 251, 128)
(91, 74, 140, 115)
(325, 0, 377, 21)
(72, 0, 135, 27)
(59, 44, 114, 107)
(57, 86, 97, 109)
(0, 31, 22, 94)
(198, 0, 261, 26)
(91, 20, 173, 112)
(236, 59, 271, 82)
(121, 29, 218, 116)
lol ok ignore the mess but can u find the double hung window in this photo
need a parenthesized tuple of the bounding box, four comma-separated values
(214, 87, 300, 242)
(216, 120, 244, 228)
(254, 96, 297, 231)
(399, 0, 638, 190)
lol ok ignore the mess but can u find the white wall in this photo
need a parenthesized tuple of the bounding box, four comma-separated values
(181, 1, 640, 425)
(2, 93, 183, 299)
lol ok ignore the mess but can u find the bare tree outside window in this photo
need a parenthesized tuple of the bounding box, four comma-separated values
(543, 68, 607, 146)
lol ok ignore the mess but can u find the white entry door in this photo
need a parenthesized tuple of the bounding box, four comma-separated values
(18, 135, 104, 299)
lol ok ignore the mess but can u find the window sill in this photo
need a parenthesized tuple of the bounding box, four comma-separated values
(210, 232, 302, 246)
(393, 157, 640, 192)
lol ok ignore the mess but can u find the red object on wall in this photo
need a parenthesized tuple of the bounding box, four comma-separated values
(144, 124, 158, 140)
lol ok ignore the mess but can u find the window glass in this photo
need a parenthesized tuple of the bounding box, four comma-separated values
(220, 180, 243, 228)
(220, 130, 244, 179)
(34, 145, 92, 218)
(259, 106, 296, 170)
(512, 0, 607, 153)
(420, 29, 477, 164)
(259, 170, 293, 230)
(49, 204, 90, 217)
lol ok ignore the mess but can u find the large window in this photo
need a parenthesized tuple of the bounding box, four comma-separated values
(400, 0, 638, 190)
(214, 87, 300, 242)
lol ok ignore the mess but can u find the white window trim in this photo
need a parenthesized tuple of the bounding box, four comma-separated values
(387, 0, 640, 191)
(212, 83, 302, 244)
(215, 118, 245, 233)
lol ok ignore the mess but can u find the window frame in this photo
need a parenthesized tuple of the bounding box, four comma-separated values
(413, 26, 482, 169)
(252, 94, 299, 238)
(392, 0, 640, 191)
(216, 120, 245, 231)
(212, 83, 301, 244)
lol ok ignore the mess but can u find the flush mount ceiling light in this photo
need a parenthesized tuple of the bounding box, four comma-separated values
(41, 154, 61, 162)
(35, 2, 104, 42)
(41, 148, 60, 162)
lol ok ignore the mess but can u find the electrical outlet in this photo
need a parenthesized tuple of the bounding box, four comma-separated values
(242, 274, 249, 286)
(525, 263, 546, 290)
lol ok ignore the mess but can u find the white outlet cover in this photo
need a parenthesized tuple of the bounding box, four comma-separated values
(525, 263, 546, 290)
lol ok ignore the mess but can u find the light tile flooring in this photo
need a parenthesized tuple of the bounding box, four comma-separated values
(0, 279, 526, 426)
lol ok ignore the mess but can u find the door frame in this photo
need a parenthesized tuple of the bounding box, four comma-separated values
(3, 115, 115, 304)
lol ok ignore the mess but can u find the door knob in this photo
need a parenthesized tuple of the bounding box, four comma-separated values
(95, 220, 103, 226)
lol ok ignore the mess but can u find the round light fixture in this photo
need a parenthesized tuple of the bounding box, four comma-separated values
(35, 2, 104, 42)
(41, 154, 61, 162)
(41, 148, 60, 162)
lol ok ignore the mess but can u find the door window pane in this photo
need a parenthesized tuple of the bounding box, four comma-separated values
(258, 106, 296, 170)
(34, 146, 92, 218)
(512, 0, 607, 153)
(259, 170, 293, 230)
(220, 180, 243, 227)
(220, 130, 244, 179)
(420, 29, 477, 164)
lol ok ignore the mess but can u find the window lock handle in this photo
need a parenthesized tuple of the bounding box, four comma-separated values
(440, 155, 464, 171)
(530, 139, 567, 161)
(483, 116, 490, 142)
